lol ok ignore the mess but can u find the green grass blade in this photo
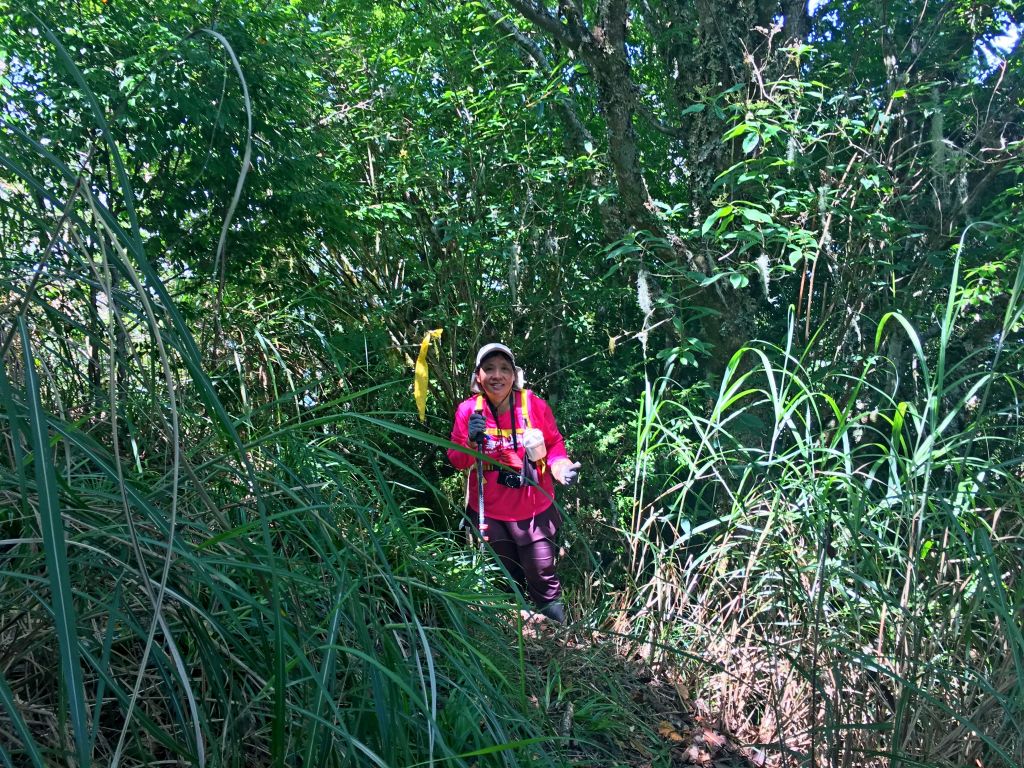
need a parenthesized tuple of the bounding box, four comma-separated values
(18, 318, 89, 767)
(90, 578, 123, 749)
(304, 579, 356, 766)
(0, 672, 46, 768)
(0, 361, 31, 525)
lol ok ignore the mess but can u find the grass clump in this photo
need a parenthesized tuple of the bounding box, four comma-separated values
(622, 261, 1024, 767)
(0, 23, 576, 766)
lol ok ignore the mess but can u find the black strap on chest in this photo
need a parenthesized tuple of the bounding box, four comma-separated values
(484, 392, 518, 451)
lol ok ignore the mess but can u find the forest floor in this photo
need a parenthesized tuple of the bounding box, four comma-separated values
(515, 614, 763, 768)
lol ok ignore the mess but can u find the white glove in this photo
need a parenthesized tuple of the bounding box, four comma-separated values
(551, 459, 581, 486)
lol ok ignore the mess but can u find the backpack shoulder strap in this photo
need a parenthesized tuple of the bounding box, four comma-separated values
(521, 389, 531, 429)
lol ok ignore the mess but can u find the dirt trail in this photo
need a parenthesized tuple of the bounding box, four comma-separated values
(518, 614, 763, 767)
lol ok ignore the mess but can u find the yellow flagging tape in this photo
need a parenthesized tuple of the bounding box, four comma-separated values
(414, 328, 443, 422)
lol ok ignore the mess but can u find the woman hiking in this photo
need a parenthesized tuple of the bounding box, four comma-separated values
(448, 343, 581, 623)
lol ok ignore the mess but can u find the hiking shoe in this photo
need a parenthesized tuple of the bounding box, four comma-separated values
(538, 600, 565, 623)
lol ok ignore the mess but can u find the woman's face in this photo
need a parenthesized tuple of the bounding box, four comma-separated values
(476, 354, 515, 403)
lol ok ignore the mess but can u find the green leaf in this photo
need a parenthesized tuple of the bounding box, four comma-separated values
(920, 540, 934, 560)
(722, 124, 747, 141)
(701, 205, 734, 236)
(738, 207, 772, 225)
(729, 272, 749, 289)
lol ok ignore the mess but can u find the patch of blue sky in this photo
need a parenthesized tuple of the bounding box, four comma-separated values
(807, 0, 1019, 76)
(979, 21, 1020, 68)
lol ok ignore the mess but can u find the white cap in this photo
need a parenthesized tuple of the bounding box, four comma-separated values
(474, 342, 516, 368)
(470, 343, 525, 392)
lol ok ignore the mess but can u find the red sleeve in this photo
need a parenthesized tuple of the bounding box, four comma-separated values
(532, 394, 568, 465)
(447, 399, 477, 470)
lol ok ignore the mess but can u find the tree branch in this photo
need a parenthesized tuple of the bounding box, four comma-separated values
(483, 2, 596, 154)
(635, 101, 688, 138)
(595, 0, 628, 48)
(558, 0, 587, 37)
(503, 0, 580, 47)
(781, 0, 809, 42)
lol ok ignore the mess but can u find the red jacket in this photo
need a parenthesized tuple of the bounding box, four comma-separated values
(448, 390, 568, 522)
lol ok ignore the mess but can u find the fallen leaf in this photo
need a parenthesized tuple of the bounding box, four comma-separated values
(658, 720, 685, 743)
(702, 728, 727, 749)
(674, 680, 690, 702)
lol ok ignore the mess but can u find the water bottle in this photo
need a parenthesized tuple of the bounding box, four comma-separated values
(522, 428, 546, 462)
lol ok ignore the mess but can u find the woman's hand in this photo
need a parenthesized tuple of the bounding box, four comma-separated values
(551, 459, 581, 486)
(468, 412, 487, 444)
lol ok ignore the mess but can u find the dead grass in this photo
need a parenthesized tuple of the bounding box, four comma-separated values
(512, 614, 765, 768)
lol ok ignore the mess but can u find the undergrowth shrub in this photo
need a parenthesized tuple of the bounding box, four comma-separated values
(622, 259, 1024, 767)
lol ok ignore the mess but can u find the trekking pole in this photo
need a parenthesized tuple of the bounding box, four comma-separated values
(475, 426, 486, 553)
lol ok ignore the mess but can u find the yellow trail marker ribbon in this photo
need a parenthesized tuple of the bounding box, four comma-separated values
(414, 328, 443, 422)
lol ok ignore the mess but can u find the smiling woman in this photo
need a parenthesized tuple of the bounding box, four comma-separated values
(447, 343, 581, 623)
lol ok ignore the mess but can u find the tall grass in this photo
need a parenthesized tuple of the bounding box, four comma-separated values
(0, 22, 567, 767)
(623, 257, 1024, 766)
(6, 15, 1022, 768)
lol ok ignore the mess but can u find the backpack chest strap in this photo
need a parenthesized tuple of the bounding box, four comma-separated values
(474, 391, 532, 432)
